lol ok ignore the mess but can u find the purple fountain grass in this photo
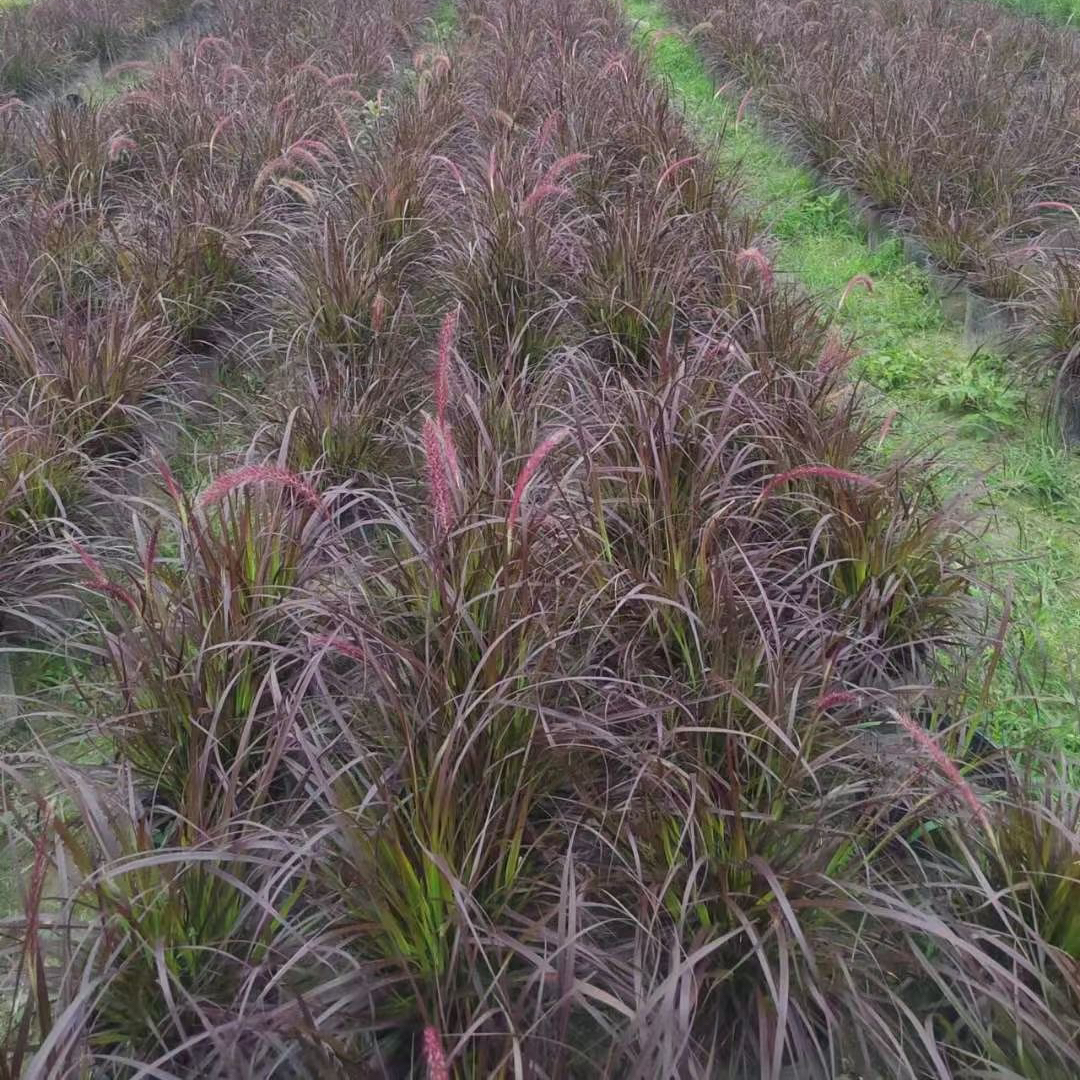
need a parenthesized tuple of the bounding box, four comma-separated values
(310, 633, 366, 662)
(735, 87, 752, 125)
(276, 178, 318, 205)
(654, 154, 699, 191)
(289, 138, 338, 162)
(876, 408, 899, 448)
(197, 464, 323, 512)
(284, 145, 326, 174)
(4, 0, 1077, 1074)
(423, 1025, 450, 1080)
(758, 464, 881, 502)
(371, 290, 388, 334)
(507, 427, 569, 532)
(423, 415, 458, 537)
(154, 456, 185, 506)
(735, 246, 774, 290)
(209, 113, 235, 148)
(523, 152, 589, 208)
(433, 153, 467, 193)
(817, 689, 862, 711)
(295, 60, 330, 84)
(523, 181, 569, 210)
(838, 274, 874, 309)
(816, 332, 857, 374)
(252, 155, 293, 192)
(220, 63, 251, 88)
(537, 108, 561, 148)
(539, 151, 590, 185)
(106, 134, 137, 162)
(890, 708, 991, 831)
(72, 539, 137, 610)
(104, 60, 156, 80)
(193, 36, 233, 63)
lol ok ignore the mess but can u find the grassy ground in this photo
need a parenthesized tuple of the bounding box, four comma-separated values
(992, 0, 1080, 23)
(627, 0, 1080, 749)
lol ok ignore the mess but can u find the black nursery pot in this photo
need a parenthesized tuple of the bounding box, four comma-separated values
(1058, 381, 1080, 449)
(964, 292, 1020, 353)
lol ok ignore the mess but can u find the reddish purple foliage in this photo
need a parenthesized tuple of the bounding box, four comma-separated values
(817, 333, 856, 374)
(435, 308, 459, 428)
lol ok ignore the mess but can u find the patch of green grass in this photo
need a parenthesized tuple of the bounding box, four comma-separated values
(432, 0, 457, 40)
(990, 0, 1080, 25)
(628, 0, 1080, 748)
(81, 66, 147, 103)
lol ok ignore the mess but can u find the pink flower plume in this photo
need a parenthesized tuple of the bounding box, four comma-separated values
(285, 145, 324, 174)
(817, 690, 861, 712)
(759, 465, 879, 502)
(655, 155, 699, 191)
(107, 134, 137, 162)
(816, 333, 856, 374)
(72, 541, 137, 610)
(423, 1025, 449, 1080)
(891, 710, 990, 830)
(537, 109, 561, 148)
(736, 247, 774, 290)
(193, 36, 231, 63)
(432, 154, 466, 194)
(838, 275, 874, 309)
(523, 182, 569, 210)
(876, 409, 898, 448)
(310, 634, 366, 662)
(220, 63, 250, 87)
(423, 417, 456, 537)
(156, 457, 184, 505)
(371, 291, 388, 334)
(197, 465, 322, 511)
(508, 429, 569, 532)
(541, 152, 589, 186)
(736, 87, 752, 125)
(209, 113, 235, 150)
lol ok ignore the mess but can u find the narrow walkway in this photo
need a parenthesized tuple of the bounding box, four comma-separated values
(626, 0, 1080, 748)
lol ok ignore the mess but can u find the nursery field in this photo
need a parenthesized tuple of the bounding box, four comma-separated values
(1, 0, 1080, 1076)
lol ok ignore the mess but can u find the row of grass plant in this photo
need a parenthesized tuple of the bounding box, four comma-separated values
(0, 0, 199, 97)
(631, 0, 1080, 750)
(658, 0, 1080, 440)
(0, 0, 440, 651)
